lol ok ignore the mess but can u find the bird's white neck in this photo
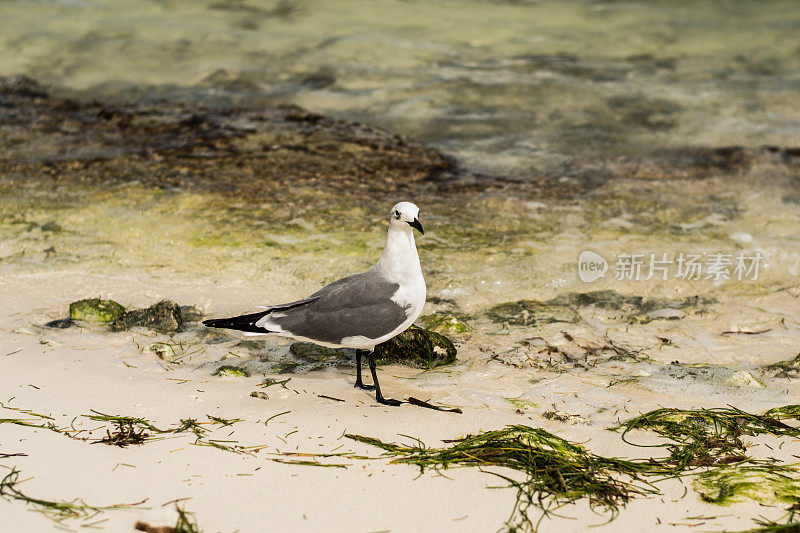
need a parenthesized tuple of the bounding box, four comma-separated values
(375, 225, 421, 281)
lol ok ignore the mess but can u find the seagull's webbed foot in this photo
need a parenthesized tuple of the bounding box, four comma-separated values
(354, 380, 376, 391)
(375, 395, 403, 407)
(367, 351, 403, 407)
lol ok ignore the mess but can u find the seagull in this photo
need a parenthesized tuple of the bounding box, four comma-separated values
(203, 202, 426, 406)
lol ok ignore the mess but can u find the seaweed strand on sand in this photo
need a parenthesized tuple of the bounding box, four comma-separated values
(135, 504, 201, 533)
(347, 425, 658, 532)
(613, 405, 800, 470)
(0, 467, 145, 523)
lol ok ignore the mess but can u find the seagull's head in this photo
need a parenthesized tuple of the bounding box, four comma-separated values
(389, 201, 423, 234)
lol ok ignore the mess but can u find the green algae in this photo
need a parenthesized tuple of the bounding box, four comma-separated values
(271, 361, 300, 374)
(504, 397, 538, 410)
(211, 365, 250, 378)
(418, 312, 472, 335)
(69, 298, 126, 323)
(694, 466, 800, 506)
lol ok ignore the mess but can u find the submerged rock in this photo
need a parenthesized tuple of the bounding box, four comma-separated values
(289, 342, 350, 365)
(0, 77, 454, 196)
(765, 353, 800, 378)
(110, 300, 182, 333)
(69, 298, 126, 323)
(374, 325, 457, 369)
(488, 290, 714, 327)
(486, 300, 580, 327)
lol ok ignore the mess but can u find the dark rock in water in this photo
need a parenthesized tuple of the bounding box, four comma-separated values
(69, 298, 126, 323)
(765, 353, 800, 378)
(235, 340, 264, 351)
(300, 69, 336, 89)
(0, 74, 48, 97)
(487, 300, 580, 327)
(45, 318, 74, 329)
(0, 77, 454, 195)
(40, 221, 62, 232)
(488, 290, 714, 326)
(374, 325, 457, 369)
(548, 290, 714, 314)
(289, 342, 350, 365)
(111, 300, 182, 333)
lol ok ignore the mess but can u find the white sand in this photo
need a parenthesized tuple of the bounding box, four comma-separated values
(2, 265, 799, 532)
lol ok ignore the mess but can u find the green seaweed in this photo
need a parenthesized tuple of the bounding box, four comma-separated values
(614, 406, 800, 470)
(0, 467, 144, 523)
(346, 425, 657, 532)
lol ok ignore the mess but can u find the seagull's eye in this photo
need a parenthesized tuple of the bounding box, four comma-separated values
(394, 210, 400, 219)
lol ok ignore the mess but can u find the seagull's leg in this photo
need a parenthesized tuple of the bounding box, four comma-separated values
(368, 351, 402, 406)
(354, 349, 375, 390)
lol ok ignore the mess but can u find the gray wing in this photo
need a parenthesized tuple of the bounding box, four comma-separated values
(259, 270, 409, 345)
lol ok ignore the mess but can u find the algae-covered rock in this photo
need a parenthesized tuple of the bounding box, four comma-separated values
(69, 298, 126, 322)
(487, 300, 580, 327)
(212, 365, 250, 377)
(111, 300, 182, 333)
(374, 325, 457, 369)
(418, 313, 472, 335)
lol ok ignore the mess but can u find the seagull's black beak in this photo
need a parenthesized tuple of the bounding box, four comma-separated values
(407, 218, 424, 234)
